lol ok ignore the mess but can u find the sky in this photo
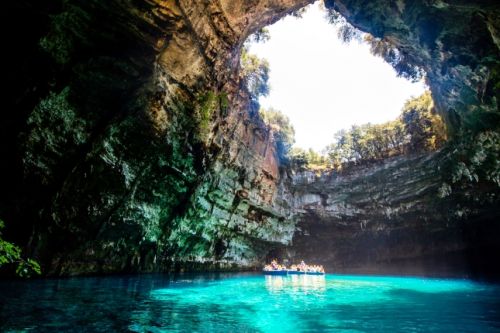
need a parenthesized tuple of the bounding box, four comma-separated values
(248, 2, 426, 152)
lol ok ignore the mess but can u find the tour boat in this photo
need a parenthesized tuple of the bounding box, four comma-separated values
(303, 271, 325, 276)
(287, 270, 305, 275)
(288, 270, 325, 276)
(262, 270, 288, 276)
(263, 269, 325, 276)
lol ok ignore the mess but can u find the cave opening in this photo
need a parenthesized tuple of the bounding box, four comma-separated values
(1, 1, 500, 330)
(235, 0, 499, 280)
(242, 1, 447, 171)
(0, 0, 498, 283)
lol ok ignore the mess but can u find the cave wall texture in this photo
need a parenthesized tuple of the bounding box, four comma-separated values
(284, 152, 500, 278)
(1, 0, 499, 276)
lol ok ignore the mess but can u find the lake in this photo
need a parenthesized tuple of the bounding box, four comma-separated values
(1, 273, 499, 332)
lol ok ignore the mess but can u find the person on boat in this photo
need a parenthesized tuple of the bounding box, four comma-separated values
(299, 260, 307, 272)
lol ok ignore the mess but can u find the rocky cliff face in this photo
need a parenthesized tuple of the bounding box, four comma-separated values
(1, 0, 499, 276)
(328, 0, 500, 134)
(280, 152, 500, 277)
(1, 0, 312, 275)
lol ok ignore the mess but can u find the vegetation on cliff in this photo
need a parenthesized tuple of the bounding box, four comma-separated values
(290, 92, 446, 171)
(291, 92, 446, 169)
(439, 130, 500, 199)
(259, 107, 295, 162)
(195, 92, 228, 145)
(240, 47, 270, 102)
(1, 0, 498, 277)
(325, 6, 423, 82)
(0, 219, 40, 277)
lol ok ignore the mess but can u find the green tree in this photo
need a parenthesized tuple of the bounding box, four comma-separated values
(325, 8, 363, 43)
(240, 47, 270, 101)
(260, 108, 295, 161)
(247, 28, 271, 44)
(325, 92, 446, 170)
(0, 219, 41, 277)
(289, 147, 329, 170)
(289, 147, 310, 170)
(364, 35, 424, 82)
(325, 8, 423, 82)
(401, 91, 447, 152)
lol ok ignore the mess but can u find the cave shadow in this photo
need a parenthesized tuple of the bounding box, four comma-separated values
(0, 273, 262, 332)
(293, 285, 500, 332)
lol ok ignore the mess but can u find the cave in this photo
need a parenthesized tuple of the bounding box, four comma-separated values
(1, 0, 500, 330)
(1, 0, 499, 278)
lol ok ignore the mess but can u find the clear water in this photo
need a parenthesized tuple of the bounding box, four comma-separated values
(1, 273, 499, 332)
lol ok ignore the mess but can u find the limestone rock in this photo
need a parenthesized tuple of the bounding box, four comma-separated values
(1, 0, 499, 276)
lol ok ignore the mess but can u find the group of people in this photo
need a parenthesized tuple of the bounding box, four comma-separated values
(264, 259, 325, 273)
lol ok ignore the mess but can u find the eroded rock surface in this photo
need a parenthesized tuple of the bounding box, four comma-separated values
(282, 152, 500, 277)
(327, 0, 500, 133)
(1, 0, 499, 276)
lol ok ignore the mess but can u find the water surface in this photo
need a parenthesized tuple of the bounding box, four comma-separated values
(1, 273, 499, 332)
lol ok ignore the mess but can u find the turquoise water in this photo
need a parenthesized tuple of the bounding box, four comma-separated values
(0, 273, 499, 332)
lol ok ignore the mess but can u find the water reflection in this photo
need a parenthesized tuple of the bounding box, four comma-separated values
(265, 275, 326, 293)
(1, 274, 498, 333)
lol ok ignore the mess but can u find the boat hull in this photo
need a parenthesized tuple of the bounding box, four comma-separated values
(263, 270, 325, 276)
(263, 270, 288, 276)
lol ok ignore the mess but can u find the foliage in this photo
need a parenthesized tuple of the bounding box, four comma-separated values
(0, 219, 41, 278)
(39, 3, 91, 65)
(364, 35, 424, 82)
(325, 122, 401, 167)
(240, 47, 270, 102)
(247, 28, 271, 44)
(289, 148, 310, 170)
(437, 130, 500, 199)
(289, 6, 308, 19)
(445, 131, 500, 191)
(325, 8, 363, 43)
(325, 8, 424, 82)
(194, 92, 228, 145)
(325, 92, 446, 169)
(259, 108, 295, 161)
(24, 87, 90, 185)
(401, 91, 447, 151)
(289, 147, 328, 171)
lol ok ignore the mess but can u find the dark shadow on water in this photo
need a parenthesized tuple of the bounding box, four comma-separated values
(0, 273, 260, 332)
(1, 273, 499, 332)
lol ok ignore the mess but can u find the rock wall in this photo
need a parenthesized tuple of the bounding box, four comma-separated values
(1, 0, 312, 275)
(1, 0, 499, 276)
(281, 152, 500, 278)
(326, 0, 500, 134)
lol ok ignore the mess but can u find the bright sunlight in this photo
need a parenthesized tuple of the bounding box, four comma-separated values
(247, 2, 426, 151)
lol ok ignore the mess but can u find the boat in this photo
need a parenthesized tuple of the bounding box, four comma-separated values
(263, 270, 288, 276)
(287, 270, 305, 275)
(304, 271, 325, 276)
(288, 270, 325, 276)
(263, 260, 325, 276)
(263, 270, 325, 276)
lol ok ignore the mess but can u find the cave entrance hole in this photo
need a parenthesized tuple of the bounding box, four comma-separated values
(243, 1, 429, 164)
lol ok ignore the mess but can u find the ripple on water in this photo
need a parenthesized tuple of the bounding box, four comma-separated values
(0, 274, 499, 332)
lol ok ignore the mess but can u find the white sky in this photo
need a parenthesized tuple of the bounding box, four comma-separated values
(248, 2, 426, 152)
